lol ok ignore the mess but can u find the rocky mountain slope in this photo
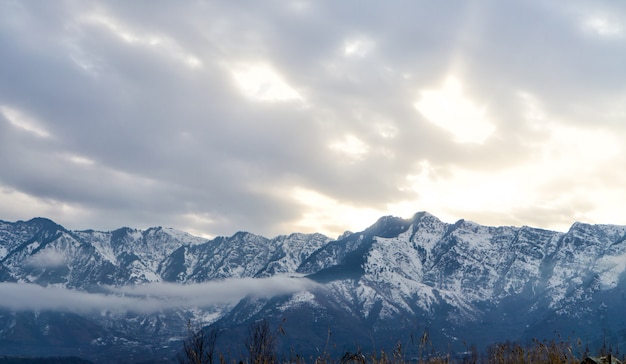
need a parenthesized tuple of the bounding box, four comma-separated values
(1, 213, 626, 362)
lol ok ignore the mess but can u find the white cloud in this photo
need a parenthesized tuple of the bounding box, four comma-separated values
(374, 122, 398, 139)
(584, 16, 623, 37)
(64, 153, 96, 166)
(328, 134, 369, 161)
(0, 187, 89, 228)
(414, 76, 495, 144)
(343, 37, 375, 57)
(1, 105, 51, 138)
(80, 11, 203, 69)
(595, 253, 626, 289)
(0, 276, 318, 313)
(400, 117, 624, 230)
(232, 63, 303, 102)
(27, 249, 66, 268)
(290, 187, 384, 237)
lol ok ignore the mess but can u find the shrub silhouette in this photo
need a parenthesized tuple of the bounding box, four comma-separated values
(179, 319, 625, 364)
(178, 320, 220, 364)
(245, 319, 277, 364)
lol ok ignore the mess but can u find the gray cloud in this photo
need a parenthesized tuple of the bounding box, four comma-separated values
(1, 0, 625, 237)
(26, 250, 66, 268)
(0, 276, 318, 313)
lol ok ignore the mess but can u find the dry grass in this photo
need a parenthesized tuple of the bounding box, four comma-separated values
(182, 321, 624, 364)
(271, 336, 606, 364)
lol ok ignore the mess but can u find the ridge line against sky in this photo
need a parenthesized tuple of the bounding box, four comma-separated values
(1, 1, 625, 239)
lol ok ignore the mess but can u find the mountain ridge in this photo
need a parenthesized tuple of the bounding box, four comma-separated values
(1, 212, 626, 362)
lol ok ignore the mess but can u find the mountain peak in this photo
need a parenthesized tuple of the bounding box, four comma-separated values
(2, 214, 626, 362)
(365, 215, 411, 238)
(25, 217, 64, 230)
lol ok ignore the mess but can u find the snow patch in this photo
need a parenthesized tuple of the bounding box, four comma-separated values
(163, 227, 207, 245)
(279, 291, 318, 311)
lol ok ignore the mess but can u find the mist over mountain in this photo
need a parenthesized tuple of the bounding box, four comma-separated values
(1, 213, 626, 363)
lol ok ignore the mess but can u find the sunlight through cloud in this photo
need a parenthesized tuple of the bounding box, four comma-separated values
(402, 116, 622, 230)
(343, 37, 374, 57)
(232, 64, 303, 102)
(0, 186, 88, 225)
(414, 76, 495, 144)
(65, 153, 96, 166)
(81, 12, 203, 69)
(1, 105, 51, 138)
(328, 134, 369, 160)
(375, 122, 398, 139)
(584, 16, 623, 37)
(291, 187, 383, 238)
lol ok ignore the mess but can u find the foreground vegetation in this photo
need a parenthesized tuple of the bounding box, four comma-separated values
(0, 358, 92, 364)
(179, 320, 624, 364)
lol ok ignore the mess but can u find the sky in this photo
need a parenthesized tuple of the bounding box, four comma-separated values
(1, 0, 625, 239)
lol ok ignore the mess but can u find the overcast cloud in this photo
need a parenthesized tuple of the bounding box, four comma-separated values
(1, 1, 625, 238)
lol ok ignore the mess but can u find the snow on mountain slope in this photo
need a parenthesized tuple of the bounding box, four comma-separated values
(0, 218, 331, 362)
(0, 218, 57, 260)
(208, 211, 626, 358)
(2, 212, 626, 362)
(0, 220, 207, 288)
(158, 231, 330, 282)
(0, 219, 329, 290)
(74, 227, 206, 274)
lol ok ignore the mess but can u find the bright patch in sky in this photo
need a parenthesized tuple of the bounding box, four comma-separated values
(291, 187, 383, 236)
(585, 16, 623, 37)
(65, 154, 96, 166)
(0, 188, 87, 226)
(82, 13, 138, 43)
(180, 213, 217, 239)
(414, 76, 495, 144)
(542, 124, 620, 165)
(402, 119, 622, 230)
(343, 37, 374, 57)
(185, 56, 202, 68)
(82, 12, 203, 69)
(375, 122, 398, 139)
(329, 134, 369, 160)
(233, 64, 303, 102)
(1, 105, 50, 138)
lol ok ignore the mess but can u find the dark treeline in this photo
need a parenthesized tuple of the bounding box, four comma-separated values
(0, 357, 92, 364)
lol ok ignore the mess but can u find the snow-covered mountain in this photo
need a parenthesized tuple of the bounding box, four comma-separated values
(1, 213, 626, 362)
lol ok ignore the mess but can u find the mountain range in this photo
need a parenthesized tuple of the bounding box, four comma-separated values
(1, 212, 626, 363)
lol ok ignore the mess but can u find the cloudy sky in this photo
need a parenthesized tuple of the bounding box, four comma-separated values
(1, 1, 625, 239)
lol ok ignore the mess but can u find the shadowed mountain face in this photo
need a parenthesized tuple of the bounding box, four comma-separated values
(1, 213, 626, 362)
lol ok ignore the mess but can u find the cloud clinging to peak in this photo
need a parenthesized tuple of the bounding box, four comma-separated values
(0, 276, 318, 314)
